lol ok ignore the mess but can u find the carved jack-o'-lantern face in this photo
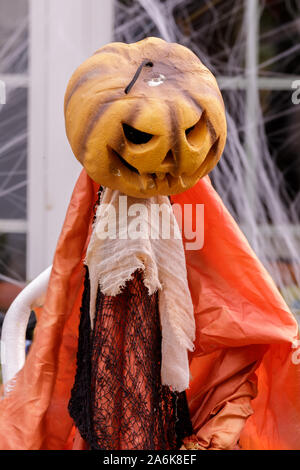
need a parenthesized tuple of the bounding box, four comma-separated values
(64, 37, 226, 198)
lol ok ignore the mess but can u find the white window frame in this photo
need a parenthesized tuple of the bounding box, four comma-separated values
(27, 0, 113, 280)
(0, 0, 113, 281)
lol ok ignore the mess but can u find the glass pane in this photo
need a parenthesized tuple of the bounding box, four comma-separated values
(259, 0, 300, 77)
(262, 89, 300, 211)
(115, 0, 162, 43)
(0, 1, 29, 287)
(0, 0, 28, 73)
(210, 89, 247, 223)
(172, 0, 245, 75)
(0, 232, 26, 282)
(114, 0, 246, 76)
(0, 86, 27, 220)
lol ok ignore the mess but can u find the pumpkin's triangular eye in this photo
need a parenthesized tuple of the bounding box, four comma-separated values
(122, 123, 153, 144)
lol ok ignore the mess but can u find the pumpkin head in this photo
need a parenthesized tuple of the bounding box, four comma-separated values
(64, 37, 226, 198)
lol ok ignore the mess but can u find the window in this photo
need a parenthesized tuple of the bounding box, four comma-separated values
(0, 0, 28, 285)
(0, 0, 299, 317)
(0, 0, 113, 296)
(115, 0, 300, 316)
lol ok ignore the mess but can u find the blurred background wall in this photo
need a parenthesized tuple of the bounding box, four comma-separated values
(0, 0, 299, 319)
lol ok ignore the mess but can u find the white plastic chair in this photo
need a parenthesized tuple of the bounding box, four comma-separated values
(1, 266, 52, 395)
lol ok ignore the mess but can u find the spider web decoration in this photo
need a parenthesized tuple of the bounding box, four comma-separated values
(0, 0, 299, 318)
(115, 0, 300, 318)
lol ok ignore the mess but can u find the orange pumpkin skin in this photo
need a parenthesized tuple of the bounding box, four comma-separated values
(64, 37, 227, 198)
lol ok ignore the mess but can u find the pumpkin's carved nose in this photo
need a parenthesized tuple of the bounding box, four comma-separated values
(158, 150, 177, 174)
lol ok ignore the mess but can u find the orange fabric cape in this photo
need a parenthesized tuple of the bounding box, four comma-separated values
(0, 169, 299, 450)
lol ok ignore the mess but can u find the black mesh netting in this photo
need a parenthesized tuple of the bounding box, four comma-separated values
(68, 267, 194, 450)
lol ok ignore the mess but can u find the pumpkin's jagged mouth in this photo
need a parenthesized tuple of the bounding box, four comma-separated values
(108, 141, 219, 191)
(112, 149, 140, 174)
(109, 147, 180, 189)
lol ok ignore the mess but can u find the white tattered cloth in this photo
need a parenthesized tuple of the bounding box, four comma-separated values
(85, 187, 195, 392)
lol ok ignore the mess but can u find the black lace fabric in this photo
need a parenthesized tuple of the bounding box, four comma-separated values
(68, 194, 193, 450)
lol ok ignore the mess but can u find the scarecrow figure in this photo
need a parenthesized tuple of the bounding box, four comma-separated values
(1, 38, 300, 451)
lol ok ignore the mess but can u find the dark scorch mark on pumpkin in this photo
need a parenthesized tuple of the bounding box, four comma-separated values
(206, 118, 217, 143)
(166, 100, 181, 171)
(78, 91, 123, 161)
(179, 90, 203, 117)
(180, 90, 217, 144)
(64, 67, 109, 113)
